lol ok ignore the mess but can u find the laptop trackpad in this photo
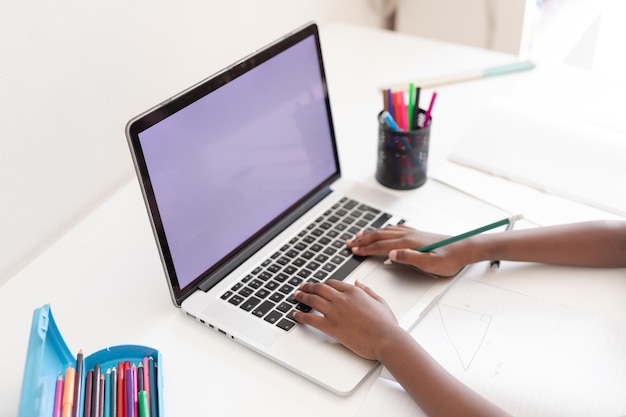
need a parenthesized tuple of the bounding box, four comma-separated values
(358, 260, 439, 321)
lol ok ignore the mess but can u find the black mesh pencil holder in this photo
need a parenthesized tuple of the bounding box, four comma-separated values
(376, 110, 431, 190)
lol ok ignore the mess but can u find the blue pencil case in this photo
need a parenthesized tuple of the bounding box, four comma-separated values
(18, 304, 163, 417)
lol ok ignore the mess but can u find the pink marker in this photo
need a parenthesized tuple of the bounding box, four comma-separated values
(423, 91, 437, 128)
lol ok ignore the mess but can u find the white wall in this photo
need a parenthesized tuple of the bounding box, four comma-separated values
(0, 1, 389, 286)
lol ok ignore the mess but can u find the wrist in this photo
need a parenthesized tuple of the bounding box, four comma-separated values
(470, 234, 500, 264)
(374, 326, 414, 364)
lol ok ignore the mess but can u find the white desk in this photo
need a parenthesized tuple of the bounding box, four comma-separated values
(2, 23, 624, 416)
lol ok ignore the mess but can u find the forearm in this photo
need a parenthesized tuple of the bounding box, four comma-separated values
(471, 220, 626, 268)
(378, 329, 511, 417)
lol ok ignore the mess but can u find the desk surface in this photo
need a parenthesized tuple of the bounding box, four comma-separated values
(2, 23, 624, 417)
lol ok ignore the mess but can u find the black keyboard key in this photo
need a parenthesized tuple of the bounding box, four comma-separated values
(371, 212, 392, 228)
(255, 288, 271, 299)
(276, 318, 296, 331)
(283, 265, 297, 275)
(324, 247, 337, 256)
(331, 255, 345, 265)
(277, 302, 292, 312)
(359, 204, 380, 214)
(249, 279, 263, 289)
(297, 269, 311, 279)
(348, 226, 361, 235)
(344, 199, 358, 210)
(240, 296, 261, 312)
(238, 287, 253, 297)
(228, 294, 244, 306)
(252, 300, 275, 318)
(279, 284, 294, 294)
(313, 270, 328, 280)
(305, 261, 320, 271)
(310, 243, 323, 252)
(264, 280, 279, 291)
(314, 254, 329, 263)
(258, 271, 273, 281)
(331, 240, 344, 249)
(288, 277, 303, 286)
(269, 292, 284, 303)
(264, 310, 283, 324)
(295, 303, 312, 313)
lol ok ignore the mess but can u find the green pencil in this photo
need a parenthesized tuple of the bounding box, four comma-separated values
(384, 214, 523, 265)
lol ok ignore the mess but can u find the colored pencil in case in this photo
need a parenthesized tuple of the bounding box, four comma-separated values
(138, 391, 150, 417)
(148, 358, 157, 417)
(117, 362, 125, 417)
(98, 374, 105, 417)
(104, 369, 111, 417)
(137, 363, 144, 392)
(72, 350, 84, 417)
(125, 367, 135, 417)
(132, 364, 138, 417)
(110, 367, 117, 417)
(53, 374, 64, 417)
(92, 365, 101, 417)
(83, 370, 93, 417)
(141, 357, 150, 414)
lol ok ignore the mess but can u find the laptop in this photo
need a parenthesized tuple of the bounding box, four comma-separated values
(125, 22, 457, 395)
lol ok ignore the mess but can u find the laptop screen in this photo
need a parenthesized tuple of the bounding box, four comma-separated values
(130, 26, 340, 298)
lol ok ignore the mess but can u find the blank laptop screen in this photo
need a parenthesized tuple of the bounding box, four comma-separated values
(137, 34, 338, 291)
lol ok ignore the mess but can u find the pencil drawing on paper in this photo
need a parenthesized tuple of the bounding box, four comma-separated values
(437, 303, 492, 371)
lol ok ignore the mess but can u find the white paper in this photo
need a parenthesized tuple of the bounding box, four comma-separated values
(448, 96, 626, 217)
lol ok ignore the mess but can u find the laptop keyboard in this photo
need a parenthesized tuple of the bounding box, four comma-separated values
(219, 197, 396, 331)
